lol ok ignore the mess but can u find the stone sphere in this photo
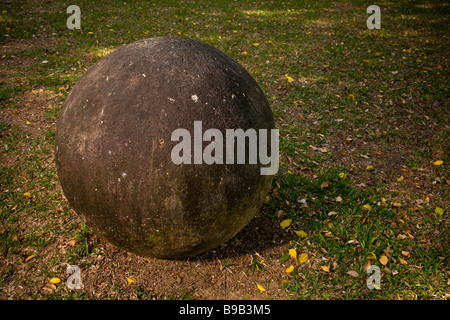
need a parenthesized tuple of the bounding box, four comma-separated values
(55, 36, 276, 259)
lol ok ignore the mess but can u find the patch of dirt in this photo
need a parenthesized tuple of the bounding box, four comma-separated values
(0, 204, 298, 300)
(80, 216, 295, 300)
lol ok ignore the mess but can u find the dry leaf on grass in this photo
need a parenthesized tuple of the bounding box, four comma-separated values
(379, 255, 388, 265)
(347, 270, 359, 277)
(401, 251, 410, 258)
(320, 265, 330, 272)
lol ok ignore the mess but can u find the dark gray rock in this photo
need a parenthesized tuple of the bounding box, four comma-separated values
(55, 36, 275, 259)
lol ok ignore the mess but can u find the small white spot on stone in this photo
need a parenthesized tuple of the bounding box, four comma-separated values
(106, 76, 109, 81)
(191, 94, 198, 102)
(168, 97, 176, 102)
(108, 150, 112, 155)
(121, 172, 127, 178)
(231, 94, 236, 99)
(142, 73, 146, 77)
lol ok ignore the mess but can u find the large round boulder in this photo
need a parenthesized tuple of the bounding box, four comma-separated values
(55, 36, 276, 258)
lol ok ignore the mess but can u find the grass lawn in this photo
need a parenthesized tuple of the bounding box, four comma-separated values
(0, 0, 448, 300)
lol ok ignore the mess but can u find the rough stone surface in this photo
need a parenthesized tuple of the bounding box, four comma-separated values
(55, 36, 275, 259)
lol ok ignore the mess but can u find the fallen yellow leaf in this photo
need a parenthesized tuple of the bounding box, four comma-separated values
(284, 74, 294, 83)
(401, 251, 410, 258)
(379, 255, 388, 265)
(125, 276, 137, 284)
(435, 207, 444, 216)
(338, 172, 346, 178)
(253, 43, 260, 46)
(280, 219, 292, 228)
(26, 121, 31, 125)
(23, 192, 31, 197)
(294, 230, 307, 238)
(397, 176, 404, 182)
(49, 277, 61, 284)
(399, 258, 408, 265)
(25, 254, 37, 262)
(366, 165, 374, 170)
(363, 204, 372, 211)
(289, 249, 297, 260)
(285, 265, 294, 273)
(434, 160, 443, 166)
(298, 253, 308, 263)
(257, 284, 266, 292)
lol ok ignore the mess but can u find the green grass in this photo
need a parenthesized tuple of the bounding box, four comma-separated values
(265, 169, 448, 299)
(0, 0, 448, 300)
